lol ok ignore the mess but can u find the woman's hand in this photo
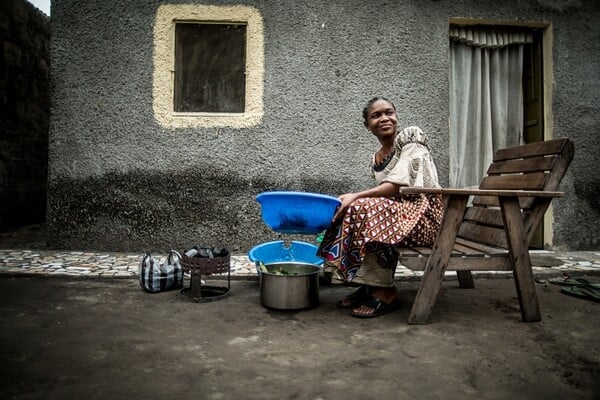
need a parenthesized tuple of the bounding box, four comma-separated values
(332, 193, 360, 223)
(330, 183, 401, 224)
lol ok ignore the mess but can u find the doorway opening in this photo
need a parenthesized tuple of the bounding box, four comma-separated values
(449, 21, 552, 249)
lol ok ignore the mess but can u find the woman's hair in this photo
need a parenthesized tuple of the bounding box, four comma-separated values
(362, 96, 396, 122)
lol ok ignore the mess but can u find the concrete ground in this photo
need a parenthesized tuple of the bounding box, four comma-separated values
(0, 224, 599, 399)
(0, 274, 599, 400)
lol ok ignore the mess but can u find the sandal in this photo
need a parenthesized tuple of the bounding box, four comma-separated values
(337, 286, 371, 309)
(561, 285, 600, 303)
(350, 297, 401, 319)
(549, 276, 600, 288)
(549, 275, 600, 302)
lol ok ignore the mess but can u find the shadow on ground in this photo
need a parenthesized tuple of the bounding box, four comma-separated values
(0, 276, 598, 399)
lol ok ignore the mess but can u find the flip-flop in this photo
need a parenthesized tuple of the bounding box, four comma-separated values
(337, 286, 371, 309)
(548, 276, 600, 288)
(572, 278, 600, 289)
(350, 297, 402, 318)
(561, 285, 600, 303)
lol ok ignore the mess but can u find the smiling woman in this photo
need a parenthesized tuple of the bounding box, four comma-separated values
(26, 0, 50, 16)
(315, 97, 444, 318)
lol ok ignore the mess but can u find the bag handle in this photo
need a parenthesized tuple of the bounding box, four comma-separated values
(167, 250, 182, 265)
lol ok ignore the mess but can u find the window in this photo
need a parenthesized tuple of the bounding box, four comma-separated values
(153, 5, 264, 128)
(174, 23, 247, 113)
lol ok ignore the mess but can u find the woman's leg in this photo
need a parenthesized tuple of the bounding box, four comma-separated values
(336, 285, 372, 308)
(317, 197, 410, 310)
(349, 245, 401, 317)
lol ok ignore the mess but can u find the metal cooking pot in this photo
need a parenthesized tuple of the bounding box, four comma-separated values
(260, 262, 320, 310)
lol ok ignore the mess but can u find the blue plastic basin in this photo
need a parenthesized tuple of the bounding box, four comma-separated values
(256, 191, 341, 234)
(248, 240, 324, 274)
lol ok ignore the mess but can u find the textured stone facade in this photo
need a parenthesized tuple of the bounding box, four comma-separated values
(47, 0, 600, 252)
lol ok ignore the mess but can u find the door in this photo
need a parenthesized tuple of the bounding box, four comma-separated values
(449, 24, 547, 249)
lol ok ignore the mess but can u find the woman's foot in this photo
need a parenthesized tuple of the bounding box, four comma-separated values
(337, 285, 371, 309)
(350, 287, 401, 318)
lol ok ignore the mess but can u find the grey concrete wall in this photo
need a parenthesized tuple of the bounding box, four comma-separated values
(0, 0, 49, 231)
(48, 0, 600, 252)
(549, 1, 600, 250)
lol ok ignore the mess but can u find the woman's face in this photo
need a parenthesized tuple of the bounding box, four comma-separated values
(364, 99, 397, 139)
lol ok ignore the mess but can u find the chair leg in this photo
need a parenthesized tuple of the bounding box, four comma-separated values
(408, 194, 469, 324)
(408, 268, 445, 324)
(456, 271, 474, 288)
(500, 196, 541, 322)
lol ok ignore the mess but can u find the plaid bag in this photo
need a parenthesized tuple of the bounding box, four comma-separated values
(139, 250, 184, 293)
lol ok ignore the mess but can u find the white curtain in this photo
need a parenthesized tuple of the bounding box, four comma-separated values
(449, 26, 533, 188)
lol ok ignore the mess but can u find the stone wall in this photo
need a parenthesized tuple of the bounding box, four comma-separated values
(0, 0, 49, 230)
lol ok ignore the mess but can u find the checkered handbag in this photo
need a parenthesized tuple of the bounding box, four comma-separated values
(139, 250, 184, 293)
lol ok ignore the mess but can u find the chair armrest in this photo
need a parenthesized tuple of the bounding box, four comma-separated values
(399, 187, 564, 198)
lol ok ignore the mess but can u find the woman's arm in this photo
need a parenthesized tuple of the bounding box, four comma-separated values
(331, 182, 402, 222)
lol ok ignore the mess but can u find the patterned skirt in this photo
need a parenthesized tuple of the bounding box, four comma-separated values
(316, 194, 443, 286)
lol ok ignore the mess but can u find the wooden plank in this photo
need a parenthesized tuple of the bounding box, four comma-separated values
(397, 236, 507, 258)
(395, 247, 422, 257)
(454, 237, 508, 255)
(395, 247, 465, 258)
(487, 155, 557, 174)
(400, 253, 509, 271)
(458, 222, 508, 249)
(463, 207, 504, 227)
(400, 187, 563, 197)
(471, 196, 535, 210)
(410, 246, 438, 256)
(479, 171, 547, 190)
(446, 256, 509, 270)
(499, 196, 541, 322)
(451, 241, 486, 256)
(493, 138, 568, 162)
(398, 258, 427, 270)
(408, 195, 469, 324)
(471, 195, 499, 207)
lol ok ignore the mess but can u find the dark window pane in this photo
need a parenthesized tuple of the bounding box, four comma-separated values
(174, 23, 246, 113)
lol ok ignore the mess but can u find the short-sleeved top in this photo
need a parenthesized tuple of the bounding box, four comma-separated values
(370, 126, 440, 189)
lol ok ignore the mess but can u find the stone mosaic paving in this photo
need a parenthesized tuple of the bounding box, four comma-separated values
(1, 249, 599, 281)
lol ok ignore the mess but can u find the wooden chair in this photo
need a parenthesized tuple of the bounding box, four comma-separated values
(395, 138, 575, 324)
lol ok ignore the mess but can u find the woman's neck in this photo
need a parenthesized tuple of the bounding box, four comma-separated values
(379, 133, 396, 153)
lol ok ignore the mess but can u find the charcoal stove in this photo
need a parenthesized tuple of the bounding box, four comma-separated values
(180, 248, 230, 302)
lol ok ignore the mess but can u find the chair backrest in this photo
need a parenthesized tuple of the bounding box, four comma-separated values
(457, 138, 575, 249)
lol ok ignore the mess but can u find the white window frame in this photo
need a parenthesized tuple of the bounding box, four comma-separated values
(153, 5, 264, 128)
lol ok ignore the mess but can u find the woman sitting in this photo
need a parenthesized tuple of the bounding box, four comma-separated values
(317, 96, 443, 318)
